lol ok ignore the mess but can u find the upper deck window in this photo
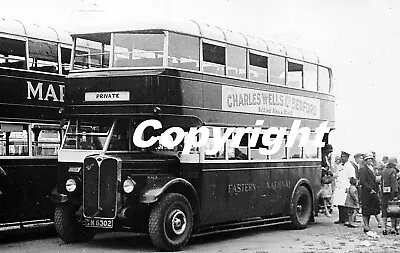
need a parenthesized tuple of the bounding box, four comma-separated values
(168, 33, 199, 70)
(269, 54, 285, 85)
(226, 45, 246, 79)
(287, 61, 303, 89)
(61, 47, 72, 74)
(113, 32, 165, 68)
(318, 66, 331, 93)
(249, 52, 268, 82)
(74, 37, 110, 69)
(28, 39, 58, 73)
(303, 63, 317, 91)
(0, 37, 26, 69)
(202, 42, 225, 75)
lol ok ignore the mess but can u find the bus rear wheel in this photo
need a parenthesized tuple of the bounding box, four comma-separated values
(148, 193, 193, 251)
(290, 186, 312, 229)
(54, 204, 96, 243)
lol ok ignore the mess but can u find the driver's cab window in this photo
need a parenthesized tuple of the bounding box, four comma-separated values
(63, 119, 111, 150)
(109, 119, 130, 151)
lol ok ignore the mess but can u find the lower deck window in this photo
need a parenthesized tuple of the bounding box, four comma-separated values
(0, 125, 28, 156)
(0, 123, 61, 156)
(227, 134, 248, 160)
(201, 127, 320, 161)
(32, 129, 61, 156)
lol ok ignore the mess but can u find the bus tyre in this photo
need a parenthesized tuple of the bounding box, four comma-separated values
(290, 186, 312, 229)
(148, 193, 193, 251)
(54, 204, 96, 243)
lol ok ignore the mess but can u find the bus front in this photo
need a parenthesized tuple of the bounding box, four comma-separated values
(52, 29, 201, 251)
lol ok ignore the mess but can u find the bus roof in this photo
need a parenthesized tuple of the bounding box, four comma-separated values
(0, 17, 72, 45)
(70, 19, 324, 65)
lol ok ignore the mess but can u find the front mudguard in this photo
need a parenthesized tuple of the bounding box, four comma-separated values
(51, 187, 70, 203)
(139, 177, 199, 213)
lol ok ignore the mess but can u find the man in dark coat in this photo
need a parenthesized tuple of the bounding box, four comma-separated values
(380, 157, 398, 235)
(359, 152, 381, 233)
(350, 153, 363, 180)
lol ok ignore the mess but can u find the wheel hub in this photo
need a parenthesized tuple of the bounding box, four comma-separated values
(170, 210, 186, 235)
(297, 204, 303, 213)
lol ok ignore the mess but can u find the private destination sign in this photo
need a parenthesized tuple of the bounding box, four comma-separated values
(85, 91, 130, 102)
(222, 86, 320, 120)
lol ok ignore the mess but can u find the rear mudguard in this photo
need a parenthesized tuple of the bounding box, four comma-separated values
(289, 178, 317, 221)
(290, 179, 315, 214)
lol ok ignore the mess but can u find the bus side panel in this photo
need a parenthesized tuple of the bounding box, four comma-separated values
(199, 162, 319, 226)
(0, 158, 57, 223)
(0, 68, 64, 121)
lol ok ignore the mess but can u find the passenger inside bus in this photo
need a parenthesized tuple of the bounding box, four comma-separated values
(109, 129, 129, 151)
(77, 135, 102, 150)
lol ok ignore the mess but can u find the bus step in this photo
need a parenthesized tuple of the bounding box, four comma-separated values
(195, 216, 291, 237)
(0, 220, 53, 232)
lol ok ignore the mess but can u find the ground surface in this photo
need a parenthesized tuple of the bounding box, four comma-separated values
(1, 209, 400, 253)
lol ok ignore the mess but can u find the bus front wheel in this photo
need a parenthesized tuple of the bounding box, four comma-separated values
(290, 186, 312, 229)
(54, 204, 96, 243)
(148, 193, 193, 251)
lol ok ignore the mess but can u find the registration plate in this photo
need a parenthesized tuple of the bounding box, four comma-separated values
(85, 218, 113, 228)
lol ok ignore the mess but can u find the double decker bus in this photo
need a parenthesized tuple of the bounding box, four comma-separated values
(0, 17, 95, 231)
(53, 19, 335, 251)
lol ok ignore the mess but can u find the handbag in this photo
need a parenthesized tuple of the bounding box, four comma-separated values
(387, 200, 400, 217)
(322, 175, 333, 184)
(321, 168, 333, 184)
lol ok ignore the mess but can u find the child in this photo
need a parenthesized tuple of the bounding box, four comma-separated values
(344, 177, 359, 228)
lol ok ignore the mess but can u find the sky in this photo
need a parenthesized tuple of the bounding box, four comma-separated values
(1, 0, 399, 159)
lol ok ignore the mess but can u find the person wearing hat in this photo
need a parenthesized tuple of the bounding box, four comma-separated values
(359, 152, 381, 233)
(332, 151, 356, 224)
(350, 153, 364, 222)
(350, 153, 364, 180)
(318, 143, 334, 217)
(321, 144, 333, 169)
(380, 157, 399, 235)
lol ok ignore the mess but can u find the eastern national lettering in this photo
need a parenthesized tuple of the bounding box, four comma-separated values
(228, 180, 291, 195)
(228, 183, 257, 194)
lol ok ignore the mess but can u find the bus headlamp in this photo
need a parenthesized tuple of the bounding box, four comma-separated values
(66, 178, 77, 192)
(123, 178, 136, 193)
